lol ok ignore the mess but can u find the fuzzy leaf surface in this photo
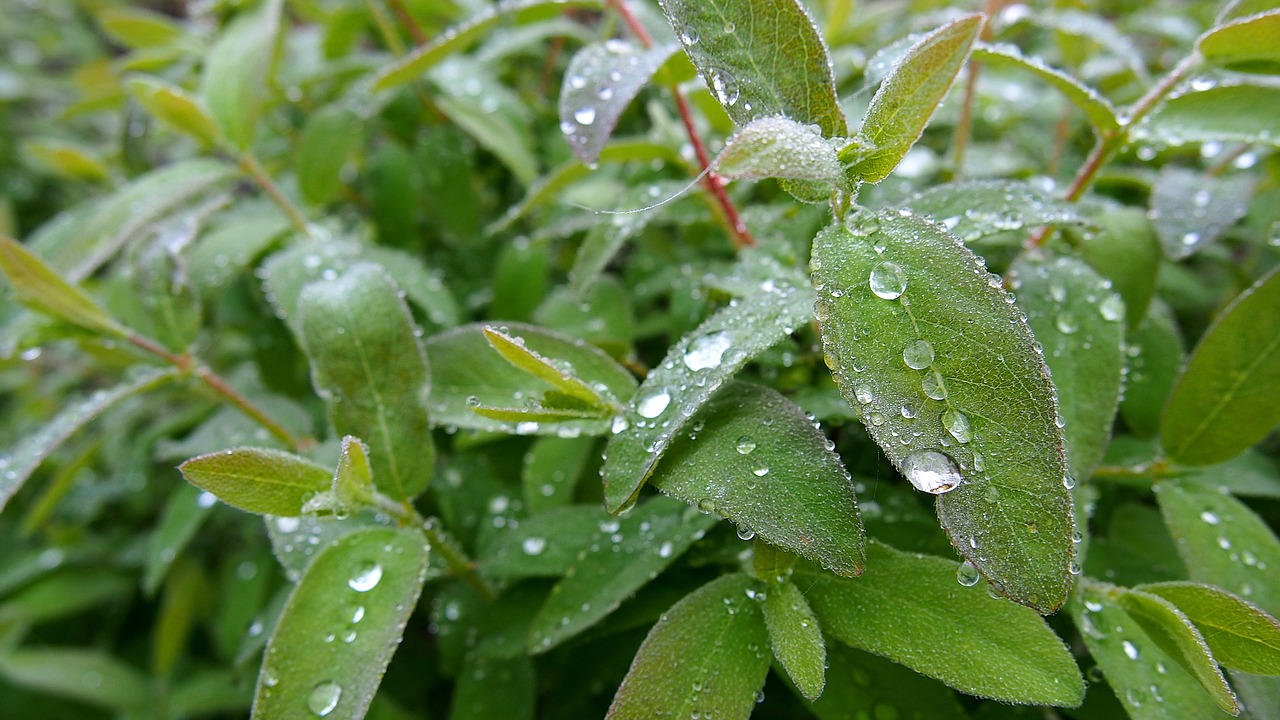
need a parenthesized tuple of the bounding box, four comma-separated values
(764, 579, 826, 700)
(713, 116, 844, 185)
(1198, 10, 1280, 73)
(1139, 581, 1280, 675)
(1150, 167, 1255, 259)
(560, 40, 677, 166)
(1133, 80, 1280, 147)
(178, 447, 331, 516)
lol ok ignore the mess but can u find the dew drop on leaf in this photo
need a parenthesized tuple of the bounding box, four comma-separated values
(522, 537, 547, 555)
(942, 408, 972, 443)
(347, 562, 383, 592)
(683, 331, 733, 371)
(636, 388, 671, 419)
(307, 681, 342, 717)
(869, 261, 908, 299)
(902, 339, 935, 369)
(1055, 312, 1079, 334)
(1099, 295, 1124, 322)
(735, 436, 757, 454)
(956, 559, 981, 586)
(901, 450, 963, 494)
(573, 106, 596, 126)
(922, 368, 948, 400)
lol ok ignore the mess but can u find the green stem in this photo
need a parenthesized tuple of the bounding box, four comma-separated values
(238, 153, 312, 238)
(363, 0, 406, 56)
(947, 0, 1003, 180)
(368, 493, 495, 602)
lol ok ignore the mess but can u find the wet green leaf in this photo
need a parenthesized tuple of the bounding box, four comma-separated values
(906, 179, 1092, 245)
(603, 269, 812, 513)
(298, 263, 434, 500)
(658, 0, 845, 137)
(649, 381, 864, 576)
(972, 43, 1120, 132)
(1150, 167, 1255, 259)
(483, 325, 615, 409)
(479, 505, 605, 579)
(1198, 11, 1280, 74)
(253, 526, 429, 720)
(1161, 267, 1280, 466)
(0, 236, 126, 337)
(560, 40, 677, 166)
(450, 652, 534, 720)
(297, 106, 362, 206)
(606, 573, 770, 720)
(713, 116, 844, 184)
(200, 0, 282, 149)
(0, 649, 151, 711)
(178, 447, 330, 516)
(1074, 206, 1162, 328)
(847, 14, 982, 183)
(127, 76, 222, 146)
(799, 542, 1084, 705)
(143, 484, 214, 595)
(1133, 81, 1280, 148)
(812, 211, 1073, 612)
(763, 579, 825, 700)
(804, 642, 969, 719)
(521, 436, 595, 512)
(1139, 581, 1280, 675)
(1120, 301, 1185, 438)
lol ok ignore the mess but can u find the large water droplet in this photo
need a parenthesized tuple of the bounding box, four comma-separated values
(1099, 295, 1124, 322)
(522, 537, 547, 555)
(348, 562, 383, 592)
(869, 261, 908, 300)
(902, 339, 935, 370)
(942, 408, 972, 443)
(573, 106, 596, 125)
(636, 388, 671, 419)
(710, 69, 740, 106)
(679, 25, 699, 45)
(956, 560, 980, 586)
(683, 331, 733, 371)
(308, 681, 342, 716)
(922, 369, 948, 400)
(736, 436, 757, 454)
(901, 450, 963, 494)
(1055, 313, 1079, 334)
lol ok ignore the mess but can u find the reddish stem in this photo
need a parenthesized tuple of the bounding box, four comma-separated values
(386, 0, 429, 46)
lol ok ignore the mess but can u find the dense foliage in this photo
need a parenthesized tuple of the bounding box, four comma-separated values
(1, 0, 1279, 718)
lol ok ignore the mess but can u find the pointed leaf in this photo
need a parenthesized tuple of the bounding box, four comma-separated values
(560, 40, 677, 166)
(1, 367, 177, 513)
(657, 0, 846, 136)
(201, 0, 282, 149)
(127, 76, 222, 146)
(763, 579, 825, 700)
(97, 7, 185, 49)
(0, 649, 151, 711)
(332, 436, 374, 510)
(799, 542, 1084, 706)
(0, 236, 126, 337)
(253, 526, 429, 720)
(607, 573, 770, 720)
(143, 484, 215, 595)
(298, 263, 433, 500)
(1011, 255, 1126, 480)
(1150, 167, 1255, 259)
(812, 211, 1073, 612)
(649, 381, 864, 575)
(1075, 206, 1162, 328)
(178, 447, 331, 516)
(1140, 581, 1280, 675)
(297, 106, 362, 206)
(847, 15, 982, 183)
(527, 496, 718, 653)
(1198, 11, 1280, 74)
(1161, 267, 1280, 466)
(603, 269, 812, 512)
(1133, 80, 1280, 148)
(483, 325, 613, 408)
(22, 139, 109, 182)
(972, 43, 1121, 132)
(713, 116, 844, 184)
(905, 179, 1093, 245)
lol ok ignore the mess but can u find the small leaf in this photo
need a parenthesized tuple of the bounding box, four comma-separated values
(200, 0, 283, 149)
(1119, 300, 1185, 438)
(1198, 10, 1280, 74)
(479, 505, 605, 579)
(1133, 80, 1280, 148)
(0, 367, 177, 513)
(0, 236, 126, 337)
(972, 42, 1121, 132)
(253, 526, 429, 720)
(1150, 167, 1255, 259)
(297, 106, 362, 206)
(658, 0, 846, 136)
(522, 436, 595, 513)
(763, 580, 825, 700)
(603, 268, 813, 513)
(799, 542, 1084, 706)
(607, 573, 770, 720)
(97, 6, 186, 49)
(127, 76, 222, 146)
(179, 447, 330, 517)
(847, 14, 982, 183)
(21, 139, 109, 182)
(712, 116, 844, 184)
(1074, 205, 1162, 328)
(1161, 267, 1280, 466)
(812, 211, 1073, 612)
(143, 484, 215, 595)
(483, 325, 614, 409)
(1139, 581, 1280, 675)
(332, 436, 374, 510)
(527, 496, 718, 653)
(649, 381, 865, 576)
(0, 649, 151, 711)
(560, 40, 677, 166)
(906, 179, 1093, 245)
(298, 263, 434, 500)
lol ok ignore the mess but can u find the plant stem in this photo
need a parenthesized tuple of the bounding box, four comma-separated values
(238, 153, 312, 238)
(947, 0, 1003, 180)
(422, 516, 496, 601)
(385, 0, 429, 46)
(364, 0, 406, 56)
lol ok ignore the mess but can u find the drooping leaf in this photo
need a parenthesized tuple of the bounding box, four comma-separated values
(1133, 80, 1280, 148)
(126, 76, 222, 146)
(1139, 581, 1280, 675)
(560, 40, 678, 166)
(713, 116, 844, 188)
(606, 573, 771, 720)
(763, 579, 825, 700)
(0, 236, 126, 337)
(972, 43, 1121, 132)
(527, 496, 718, 653)
(1, 367, 178, 513)
(0, 649, 152, 712)
(1011, 255, 1126, 481)
(602, 267, 813, 513)
(1120, 300, 1186, 438)
(297, 105, 362, 206)
(905, 179, 1092, 245)
(847, 14, 982, 183)
(812, 211, 1073, 612)
(1150, 167, 1255, 259)
(1198, 10, 1280, 74)
(799, 542, 1084, 705)
(178, 447, 331, 516)
(1161, 267, 1280, 466)
(482, 325, 616, 409)
(1074, 205, 1162, 328)
(200, 0, 282, 149)
(253, 526, 429, 720)
(648, 381, 864, 576)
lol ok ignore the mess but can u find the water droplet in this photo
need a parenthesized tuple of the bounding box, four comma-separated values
(1055, 312, 1079, 334)
(855, 383, 874, 404)
(869, 261, 908, 300)
(1122, 640, 1139, 660)
(1099, 295, 1124, 322)
(611, 415, 629, 434)
(723, 21, 736, 33)
(902, 339, 935, 370)
(680, 25, 699, 45)
(956, 560, 980, 586)
(736, 526, 755, 541)
(709, 69, 740, 106)
(348, 562, 383, 592)
(683, 331, 732, 371)
(901, 450, 963, 494)
(1200, 511, 1220, 525)
(308, 681, 342, 716)
(522, 537, 547, 555)
(736, 436, 757, 454)
(636, 388, 671, 419)
(942, 408, 972, 443)
(922, 369, 948, 400)
(752, 466, 769, 477)
(573, 106, 596, 125)
(658, 541, 674, 558)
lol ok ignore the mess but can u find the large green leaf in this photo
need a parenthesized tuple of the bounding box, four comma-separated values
(1011, 255, 1125, 481)
(812, 211, 1073, 612)
(297, 106, 362, 207)
(804, 643, 969, 720)
(1198, 10, 1280, 74)
(1132, 80, 1280, 148)
(763, 579, 825, 700)
(904, 179, 1091, 245)
(178, 447, 331, 516)
(657, 0, 845, 136)
(253, 526, 429, 720)
(972, 43, 1121, 132)
(1139, 581, 1280, 675)
(1074, 205, 1162, 329)
(648, 381, 864, 576)
(602, 268, 812, 512)
(846, 14, 982, 183)
(1161, 267, 1280, 466)
(1150, 167, 1255, 259)
(560, 40, 678, 166)
(0, 236, 126, 337)
(298, 263, 434, 500)
(799, 542, 1084, 705)
(606, 573, 771, 720)
(200, 0, 282, 149)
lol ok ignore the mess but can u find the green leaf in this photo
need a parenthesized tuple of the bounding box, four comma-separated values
(200, 0, 282, 149)
(253, 526, 429, 720)
(153, 558, 206, 678)
(712, 116, 845, 184)
(649, 381, 865, 576)
(132, 215, 204, 352)
(1073, 579, 1237, 719)
(482, 325, 615, 409)
(1161, 267, 1280, 466)
(1117, 588, 1240, 713)
(1120, 300, 1186, 438)
(450, 653, 534, 720)
(429, 58, 539, 186)
(1150, 167, 1255, 259)
(1139, 581, 1280, 675)
(812, 211, 1074, 612)
(1133, 80, 1280, 148)
(143, 484, 214, 595)
(972, 43, 1121, 132)
(479, 505, 606, 579)
(568, 180, 687, 299)
(603, 268, 812, 513)
(527, 496, 718, 653)
(763, 579, 825, 700)
(332, 436, 375, 510)
(0, 568, 131, 625)
(298, 263, 434, 500)
(1156, 481, 1280, 617)
(905, 179, 1092, 245)
(97, 7, 186, 49)
(371, 0, 605, 92)
(799, 542, 1084, 705)
(606, 573, 770, 720)
(847, 14, 982, 183)
(1198, 10, 1280, 74)
(0, 367, 177, 513)
(297, 106, 362, 206)
(187, 201, 290, 294)
(560, 40, 677, 166)
(126, 76, 222, 146)
(0, 236, 126, 337)
(1011, 255, 1126, 480)
(178, 447, 330, 516)
(425, 322, 637, 436)
(0, 649, 151, 711)
(657, 0, 846, 136)
(522, 436, 594, 513)
(805, 643, 969, 720)
(1074, 205, 1162, 328)
(21, 139, 109, 182)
